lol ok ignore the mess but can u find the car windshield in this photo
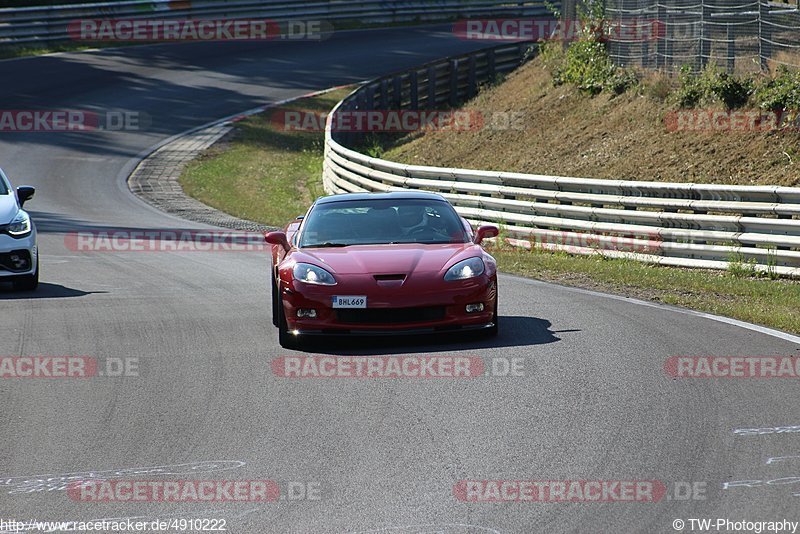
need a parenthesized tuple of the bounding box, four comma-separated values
(0, 178, 8, 195)
(298, 198, 470, 247)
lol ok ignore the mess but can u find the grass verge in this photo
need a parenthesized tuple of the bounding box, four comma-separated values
(488, 246, 800, 334)
(180, 88, 352, 226)
(180, 89, 800, 335)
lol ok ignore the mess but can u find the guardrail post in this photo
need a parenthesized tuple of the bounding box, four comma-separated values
(409, 70, 419, 109)
(427, 66, 437, 109)
(380, 79, 389, 109)
(393, 76, 403, 109)
(364, 85, 375, 110)
(449, 59, 459, 107)
(467, 55, 477, 98)
(487, 49, 497, 83)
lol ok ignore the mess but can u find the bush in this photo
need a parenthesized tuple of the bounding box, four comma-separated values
(701, 66, 752, 109)
(605, 69, 639, 96)
(753, 66, 800, 112)
(674, 64, 752, 109)
(674, 65, 703, 108)
(556, 39, 617, 95)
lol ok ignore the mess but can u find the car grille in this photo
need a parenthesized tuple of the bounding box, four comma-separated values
(335, 306, 446, 325)
(0, 250, 32, 273)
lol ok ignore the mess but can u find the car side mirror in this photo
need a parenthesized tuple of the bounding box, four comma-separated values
(264, 231, 290, 252)
(474, 225, 499, 245)
(16, 186, 35, 207)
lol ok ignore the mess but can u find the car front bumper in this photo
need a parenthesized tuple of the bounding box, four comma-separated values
(280, 274, 497, 335)
(0, 231, 37, 279)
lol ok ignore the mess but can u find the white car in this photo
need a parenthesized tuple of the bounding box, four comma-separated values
(0, 169, 37, 291)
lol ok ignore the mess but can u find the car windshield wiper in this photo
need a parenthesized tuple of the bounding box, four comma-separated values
(302, 242, 351, 248)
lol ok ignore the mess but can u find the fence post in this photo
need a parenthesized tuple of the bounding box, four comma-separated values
(561, 0, 577, 49)
(758, 0, 771, 71)
(699, 0, 710, 70)
(726, 23, 736, 73)
(656, 3, 666, 70)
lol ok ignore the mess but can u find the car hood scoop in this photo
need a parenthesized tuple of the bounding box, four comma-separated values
(374, 274, 406, 281)
(374, 273, 406, 288)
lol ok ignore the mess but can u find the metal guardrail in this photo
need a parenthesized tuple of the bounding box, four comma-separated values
(0, 0, 553, 44)
(322, 42, 800, 277)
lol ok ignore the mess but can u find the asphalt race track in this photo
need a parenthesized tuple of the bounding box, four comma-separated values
(1, 25, 800, 534)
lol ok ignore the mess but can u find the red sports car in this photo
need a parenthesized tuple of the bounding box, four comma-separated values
(264, 191, 499, 349)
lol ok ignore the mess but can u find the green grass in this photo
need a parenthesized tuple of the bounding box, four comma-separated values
(180, 88, 352, 226)
(490, 246, 800, 334)
(180, 88, 800, 335)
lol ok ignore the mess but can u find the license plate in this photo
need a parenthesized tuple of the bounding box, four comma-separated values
(332, 296, 367, 309)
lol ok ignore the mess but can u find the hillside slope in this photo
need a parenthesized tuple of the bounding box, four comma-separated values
(384, 58, 800, 186)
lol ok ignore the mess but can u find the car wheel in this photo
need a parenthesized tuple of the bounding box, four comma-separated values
(12, 257, 39, 292)
(271, 268, 280, 328)
(277, 294, 300, 350)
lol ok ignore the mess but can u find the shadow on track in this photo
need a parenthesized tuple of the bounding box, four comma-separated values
(299, 316, 562, 355)
(0, 282, 105, 299)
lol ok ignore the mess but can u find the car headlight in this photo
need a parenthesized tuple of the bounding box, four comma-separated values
(293, 263, 336, 286)
(7, 210, 31, 237)
(444, 257, 485, 281)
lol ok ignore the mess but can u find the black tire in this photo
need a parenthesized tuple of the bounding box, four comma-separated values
(13, 257, 39, 292)
(277, 293, 300, 350)
(271, 268, 280, 328)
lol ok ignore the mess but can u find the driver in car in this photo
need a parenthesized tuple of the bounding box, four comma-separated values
(398, 205, 428, 236)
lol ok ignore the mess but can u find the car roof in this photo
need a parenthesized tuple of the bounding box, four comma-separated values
(314, 191, 447, 205)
